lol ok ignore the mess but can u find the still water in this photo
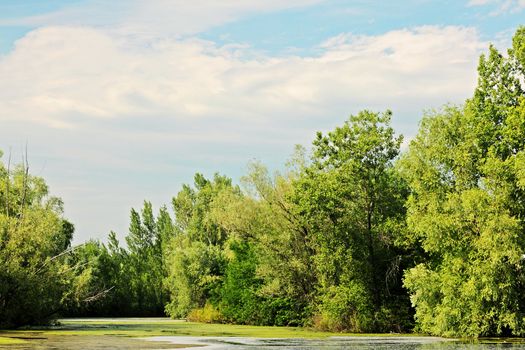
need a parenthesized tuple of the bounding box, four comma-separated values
(2, 335, 525, 349)
(145, 336, 525, 350)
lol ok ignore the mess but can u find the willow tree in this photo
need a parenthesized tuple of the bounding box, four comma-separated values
(401, 27, 525, 337)
(210, 157, 316, 326)
(0, 151, 74, 328)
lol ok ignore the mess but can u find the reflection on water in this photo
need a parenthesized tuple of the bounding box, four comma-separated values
(145, 336, 525, 350)
(2, 335, 525, 350)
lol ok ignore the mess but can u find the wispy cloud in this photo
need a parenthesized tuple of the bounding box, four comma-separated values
(466, 0, 525, 14)
(0, 0, 325, 37)
(1, 25, 485, 132)
(467, 0, 494, 5)
(0, 1, 489, 242)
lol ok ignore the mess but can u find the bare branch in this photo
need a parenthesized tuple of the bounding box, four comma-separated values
(36, 243, 87, 273)
(5, 148, 11, 218)
(19, 143, 29, 220)
(83, 286, 115, 303)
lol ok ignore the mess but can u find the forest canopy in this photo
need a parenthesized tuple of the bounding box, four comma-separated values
(1, 26, 525, 338)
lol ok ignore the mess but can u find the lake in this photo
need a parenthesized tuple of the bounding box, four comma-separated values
(144, 336, 525, 349)
(1, 319, 524, 349)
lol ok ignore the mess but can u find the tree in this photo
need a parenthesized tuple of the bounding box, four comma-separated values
(292, 110, 409, 332)
(125, 201, 173, 315)
(211, 157, 315, 326)
(0, 151, 75, 328)
(63, 200, 177, 318)
(165, 173, 235, 318)
(62, 240, 117, 316)
(400, 27, 525, 337)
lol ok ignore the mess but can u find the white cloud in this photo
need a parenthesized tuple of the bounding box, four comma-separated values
(0, 25, 487, 241)
(1, 25, 484, 129)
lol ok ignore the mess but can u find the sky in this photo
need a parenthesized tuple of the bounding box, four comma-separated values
(0, 0, 524, 244)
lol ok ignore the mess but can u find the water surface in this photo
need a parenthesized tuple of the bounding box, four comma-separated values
(2, 319, 524, 350)
(143, 336, 525, 350)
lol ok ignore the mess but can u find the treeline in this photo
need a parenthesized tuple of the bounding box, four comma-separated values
(1, 27, 525, 337)
(64, 114, 412, 332)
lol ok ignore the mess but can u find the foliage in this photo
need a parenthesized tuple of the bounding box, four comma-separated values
(400, 27, 525, 337)
(165, 237, 226, 317)
(0, 152, 75, 328)
(125, 202, 172, 315)
(218, 240, 261, 324)
(292, 110, 410, 332)
(64, 202, 175, 317)
(186, 302, 224, 323)
(62, 236, 133, 316)
(212, 159, 315, 326)
(6, 26, 525, 340)
(164, 173, 233, 318)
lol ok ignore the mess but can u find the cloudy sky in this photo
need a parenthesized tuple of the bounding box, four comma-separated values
(1, 0, 524, 243)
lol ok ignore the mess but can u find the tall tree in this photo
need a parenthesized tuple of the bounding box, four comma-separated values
(211, 157, 316, 326)
(125, 201, 173, 315)
(292, 110, 409, 332)
(165, 173, 235, 318)
(0, 151, 75, 328)
(401, 27, 525, 337)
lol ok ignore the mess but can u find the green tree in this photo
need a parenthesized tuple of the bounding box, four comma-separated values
(165, 237, 225, 318)
(0, 151, 75, 328)
(63, 201, 176, 318)
(292, 110, 409, 332)
(401, 27, 525, 337)
(165, 173, 235, 318)
(62, 240, 116, 316)
(125, 201, 173, 315)
(211, 158, 313, 325)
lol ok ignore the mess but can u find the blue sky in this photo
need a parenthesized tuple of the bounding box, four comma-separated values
(202, 0, 521, 53)
(0, 0, 524, 243)
(2, 0, 523, 55)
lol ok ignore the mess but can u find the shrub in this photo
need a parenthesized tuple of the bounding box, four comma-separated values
(187, 303, 224, 323)
(313, 283, 374, 332)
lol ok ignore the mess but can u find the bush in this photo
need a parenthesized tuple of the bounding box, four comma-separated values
(313, 283, 374, 332)
(187, 303, 224, 323)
